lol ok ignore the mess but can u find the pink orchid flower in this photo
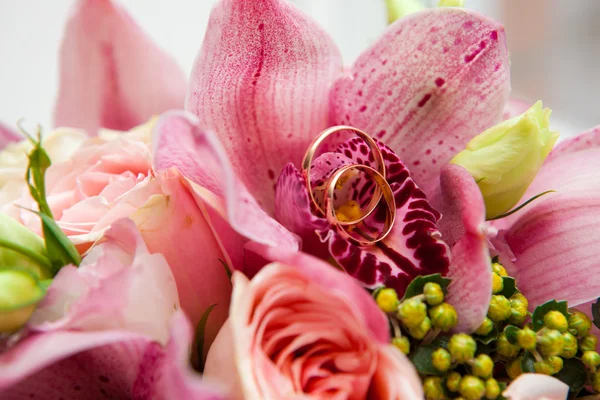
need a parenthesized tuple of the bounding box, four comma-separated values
(0, 219, 224, 399)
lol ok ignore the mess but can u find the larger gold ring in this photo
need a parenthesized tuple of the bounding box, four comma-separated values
(324, 164, 396, 246)
(301, 126, 386, 224)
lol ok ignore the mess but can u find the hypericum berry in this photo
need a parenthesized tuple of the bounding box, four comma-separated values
(429, 303, 458, 332)
(474, 317, 494, 336)
(508, 299, 528, 326)
(592, 371, 600, 393)
(510, 292, 528, 309)
(516, 327, 537, 350)
(446, 372, 461, 392)
(397, 298, 427, 328)
(560, 332, 578, 358)
(375, 288, 399, 313)
(491, 262, 507, 277)
(459, 375, 485, 400)
(538, 329, 565, 357)
(484, 378, 501, 399)
(449, 333, 477, 363)
(534, 359, 555, 375)
(580, 334, 598, 352)
(544, 311, 568, 333)
(472, 354, 494, 379)
(407, 317, 431, 340)
(497, 332, 520, 358)
(392, 336, 410, 354)
(432, 348, 452, 372)
(582, 350, 600, 369)
(487, 295, 511, 322)
(506, 357, 523, 379)
(491, 273, 503, 294)
(423, 282, 444, 306)
(569, 310, 592, 336)
(548, 355, 563, 373)
(423, 376, 445, 400)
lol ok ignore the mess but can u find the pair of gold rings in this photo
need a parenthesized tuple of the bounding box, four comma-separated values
(301, 126, 397, 246)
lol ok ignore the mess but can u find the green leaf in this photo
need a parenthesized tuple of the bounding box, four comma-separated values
(531, 299, 569, 331)
(520, 351, 535, 373)
(195, 304, 217, 372)
(554, 358, 587, 392)
(504, 325, 519, 345)
(409, 344, 443, 375)
(34, 211, 81, 271)
(592, 298, 600, 329)
(402, 274, 451, 300)
(487, 190, 556, 221)
(474, 324, 499, 345)
(499, 277, 517, 298)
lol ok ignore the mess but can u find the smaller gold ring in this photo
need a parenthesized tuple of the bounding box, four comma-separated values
(301, 126, 385, 221)
(324, 164, 396, 247)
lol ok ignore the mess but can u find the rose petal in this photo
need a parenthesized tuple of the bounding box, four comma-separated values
(0, 122, 21, 149)
(330, 8, 510, 191)
(185, 0, 342, 213)
(502, 373, 569, 400)
(153, 111, 299, 252)
(54, 0, 186, 135)
(368, 346, 423, 399)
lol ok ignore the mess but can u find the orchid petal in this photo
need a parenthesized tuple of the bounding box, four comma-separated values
(502, 98, 531, 120)
(330, 8, 510, 191)
(153, 111, 299, 253)
(54, 0, 186, 135)
(0, 123, 21, 149)
(185, 0, 343, 213)
(502, 373, 569, 400)
(431, 164, 491, 332)
(548, 124, 600, 160)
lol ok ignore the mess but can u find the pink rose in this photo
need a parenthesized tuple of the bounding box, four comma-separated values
(204, 248, 423, 399)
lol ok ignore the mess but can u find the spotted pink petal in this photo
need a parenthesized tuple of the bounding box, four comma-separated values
(0, 122, 21, 149)
(502, 374, 569, 400)
(547, 124, 600, 161)
(153, 111, 299, 253)
(330, 8, 510, 191)
(431, 164, 492, 332)
(502, 98, 531, 120)
(54, 0, 186, 135)
(185, 0, 343, 213)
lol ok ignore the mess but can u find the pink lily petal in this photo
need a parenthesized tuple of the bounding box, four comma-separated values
(54, 0, 186, 135)
(547, 124, 600, 160)
(330, 8, 510, 191)
(185, 0, 343, 213)
(431, 164, 492, 332)
(503, 374, 569, 400)
(0, 122, 21, 149)
(503, 98, 531, 120)
(153, 111, 299, 253)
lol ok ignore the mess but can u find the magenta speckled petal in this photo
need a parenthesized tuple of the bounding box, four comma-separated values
(185, 0, 342, 213)
(329, 8, 510, 191)
(547, 124, 600, 161)
(502, 98, 531, 120)
(0, 122, 21, 149)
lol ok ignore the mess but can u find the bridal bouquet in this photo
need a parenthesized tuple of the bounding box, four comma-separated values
(1, 0, 599, 399)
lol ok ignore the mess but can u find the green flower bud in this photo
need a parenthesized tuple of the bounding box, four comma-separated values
(375, 288, 399, 313)
(548, 356, 563, 374)
(496, 332, 520, 358)
(538, 329, 565, 357)
(392, 336, 410, 355)
(582, 351, 600, 369)
(446, 372, 461, 392)
(474, 318, 494, 337)
(385, 0, 424, 24)
(487, 295, 511, 322)
(407, 317, 431, 340)
(560, 332, 578, 358)
(429, 303, 458, 332)
(506, 357, 523, 379)
(491, 273, 503, 295)
(484, 378, 501, 399)
(544, 311, 568, 333)
(450, 101, 559, 219)
(534, 359, 555, 375)
(516, 327, 537, 350)
(459, 375, 485, 400)
(0, 214, 51, 279)
(397, 297, 427, 328)
(424, 282, 444, 306)
(491, 262, 507, 277)
(579, 334, 598, 352)
(472, 354, 494, 379)
(592, 371, 600, 393)
(432, 348, 452, 372)
(0, 267, 46, 332)
(438, 0, 464, 7)
(423, 376, 445, 400)
(568, 310, 592, 337)
(449, 333, 477, 363)
(508, 299, 528, 326)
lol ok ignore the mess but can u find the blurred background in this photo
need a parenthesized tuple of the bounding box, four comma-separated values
(1, 0, 598, 137)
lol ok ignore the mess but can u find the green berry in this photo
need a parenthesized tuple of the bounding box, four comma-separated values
(424, 282, 444, 306)
(432, 348, 452, 372)
(548, 356, 563, 373)
(533, 359, 555, 375)
(544, 311, 568, 333)
(582, 350, 600, 369)
(516, 327, 537, 350)
(392, 336, 410, 355)
(506, 357, 523, 379)
(397, 298, 427, 328)
(487, 295, 511, 322)
(449, 333, 477, 363)
(407, 316, 431, 340)
(538, 329, 565, 357)
(560, 332, 578, 358)
(484, 378, 501, 399)
(429, 303, 458, 332)
(474, 318, 494, 337)
(491, 262, 507, 277)
(472, 354, 494, 379)
(459, 375, 485, 400)
(510, 292, 528, 308)
(423, 376, 446, 400)
(446, 372, 461, 392)
(580, 334, 598, 352)
(592, 371, 600, 392)
(496, 332, 520, 358)
(375, 288, 399, 313)
(491, 273, 503, 294)
(508, 299, 528, 326)
(568, 310, 592, 336)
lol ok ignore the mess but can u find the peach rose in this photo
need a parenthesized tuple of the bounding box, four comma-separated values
(204, 251, 423, 399)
